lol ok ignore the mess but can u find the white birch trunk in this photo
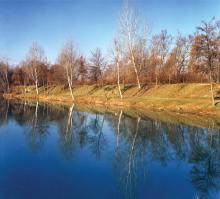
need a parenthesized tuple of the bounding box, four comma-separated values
(117, 62, 123, 99)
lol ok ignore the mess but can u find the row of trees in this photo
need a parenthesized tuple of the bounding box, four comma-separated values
(0, 5, 220, 101)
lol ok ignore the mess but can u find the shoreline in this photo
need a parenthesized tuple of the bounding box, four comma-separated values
(3, 87, 220, 117)
(3, 83, 220, 117)
(3, 93, 220, 130)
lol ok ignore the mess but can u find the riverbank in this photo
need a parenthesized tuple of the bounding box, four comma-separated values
(4, 83, 220, 116)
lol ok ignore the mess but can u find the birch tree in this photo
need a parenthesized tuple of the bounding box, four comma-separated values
(58, 41, 78, 100)
(111, 38, 123, 99)
(25, 42, 46, 95)
(119, 3, 142, 89)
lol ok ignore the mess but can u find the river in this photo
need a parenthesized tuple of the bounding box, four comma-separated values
(0, 100, 219, 199)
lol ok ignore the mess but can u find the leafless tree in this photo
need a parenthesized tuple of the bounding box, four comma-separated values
(77, 56, 88, 84)
(0, 58, 10, 92)
(25, 42, 46, 95)
(58, 40, 78, 100)
(216, 20, 220, 83)
(191, 18, 219, 106)
(150, 30, 172, 85)
(111, 38, 123, 99)
(119, 3, 143, 89)
(89, 48, 105, 86)
(170, 33, 191, 83)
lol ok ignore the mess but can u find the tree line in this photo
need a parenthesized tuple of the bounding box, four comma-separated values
(0, 4, 220, 101)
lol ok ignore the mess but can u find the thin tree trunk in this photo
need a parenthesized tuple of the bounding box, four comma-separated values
(24, 101, 27, 113)
(117, 62, 123, 99)
(35, 101, 39, 120)
(5, 100, 9, 122)
(4, 64, 10, 93)
(97, 115, 105, 152)
(131, 53, 141, 89)
(210, 83, 215, 107)
(116, 110, 123, 148)
(34, 67, 39, 95)
(126, 116, 140, 189)
(210, 73, 215, 107)
(5, 73, 9, 93)
(24, 81, 26, 96)
(123, 64, 125, 89)
(32, 101, 39, 133)
(35, 80, 39, 95)
(68, 79, 74, 101)
(100, 72, 104, 88)
(66, 104, 74, 137)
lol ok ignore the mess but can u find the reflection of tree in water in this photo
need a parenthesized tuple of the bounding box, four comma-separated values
(111, 114, 149, 199)
(78, 112, 89, 149)
(56, 105, 90, 161)
(1, 100, 220, 198)
(23, 102, 49, 153)
(57, 104, 77, 161)
(166, 124, 190, 162)
(189, 128, 220, 199)
(0, 99, 10, 126)
(107, 112, 220, 199)
(125, 117, 141, 198)
(88, 113, 107, 160)
(146, 120, 173, 166)
(7, 101, 35, 126)
(56, 108, 109, 161)
(0, 100, 51, 153)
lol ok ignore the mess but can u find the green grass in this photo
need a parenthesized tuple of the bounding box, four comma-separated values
(5, 83, 220, 115)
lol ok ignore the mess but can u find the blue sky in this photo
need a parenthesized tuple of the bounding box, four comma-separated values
(0, 0, 219, 64)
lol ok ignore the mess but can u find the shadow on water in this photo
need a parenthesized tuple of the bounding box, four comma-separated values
(0, 98, 220, 198)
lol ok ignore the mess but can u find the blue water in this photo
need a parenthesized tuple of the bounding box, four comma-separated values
(0, 101, 219, 199)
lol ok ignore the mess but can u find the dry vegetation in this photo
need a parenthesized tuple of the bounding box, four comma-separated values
(5, 83, 220, 115)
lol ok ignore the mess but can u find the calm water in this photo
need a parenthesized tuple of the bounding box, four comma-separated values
(0, 100, 220, 199)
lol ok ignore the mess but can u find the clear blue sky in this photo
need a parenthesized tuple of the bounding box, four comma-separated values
(0, 0, 219, 64)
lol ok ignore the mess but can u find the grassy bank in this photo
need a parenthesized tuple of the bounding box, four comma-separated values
(4, 83, 220, 115)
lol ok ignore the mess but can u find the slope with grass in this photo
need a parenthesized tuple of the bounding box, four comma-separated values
(4, 83, 220, 115)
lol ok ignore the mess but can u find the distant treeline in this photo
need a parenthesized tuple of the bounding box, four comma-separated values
(0, 4, 219, 99)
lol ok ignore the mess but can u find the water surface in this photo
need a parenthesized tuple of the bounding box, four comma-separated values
(0, 100, 220, 199)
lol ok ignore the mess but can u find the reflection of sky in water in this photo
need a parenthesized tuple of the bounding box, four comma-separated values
(0, 101, 219, 199)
